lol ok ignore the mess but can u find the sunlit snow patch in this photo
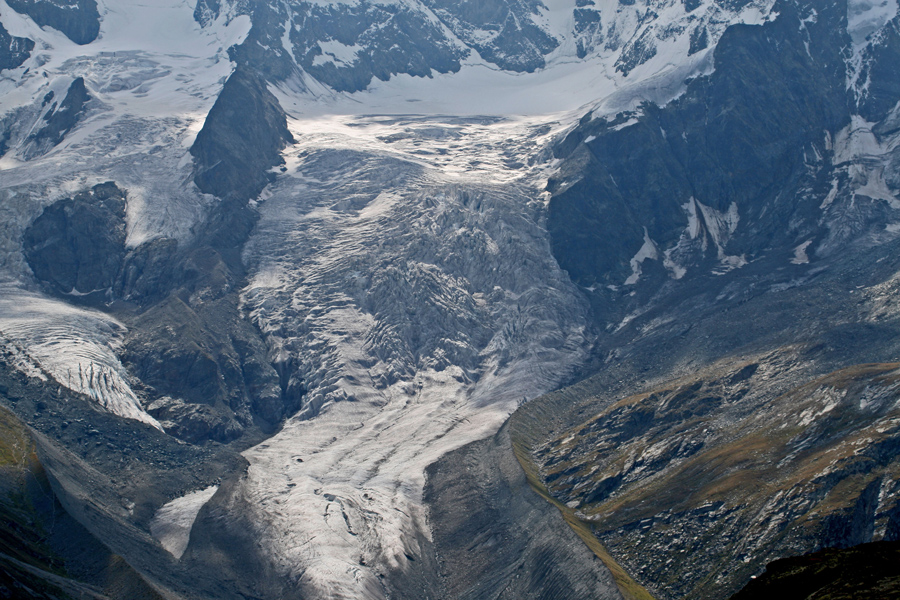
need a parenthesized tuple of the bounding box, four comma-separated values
(150, 485, 220, 559)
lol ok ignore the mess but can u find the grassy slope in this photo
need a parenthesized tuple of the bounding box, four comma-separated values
(521, 352, 900, 599)
(509, 396, 657, 600)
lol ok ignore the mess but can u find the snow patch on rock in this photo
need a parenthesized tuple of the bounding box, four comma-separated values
(150, 485, 220, 560)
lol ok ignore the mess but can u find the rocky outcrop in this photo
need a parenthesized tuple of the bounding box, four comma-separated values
(521, 17, 900, 593)
(531, 354, 900, 600)
(730, 541, 900, 600)
(8, 0, 900, 599)
(23, 77, 92, 160)
(22, 182, 191, 305)
(123, 293, 289, 443)
(0, 403, 165, 600)
(287, 0, 467, 92)
(190, 67, 293, 202)
(197, 0, 767, 94)
(548, 0, 852, 290)
(6, 0, 100, 45)
(0, 354, 254, 600)
(421, 422, 624, 600)
(21, 180, 296, 444)
(516, 182, 900, 599)
(0, 22, 33, 72)
(22, 181, 175, 304)
(117, 237, 179, 303)
(422, 0, 558, 72)
(223, 0, 295, 82)
(23, 181, 128, 300)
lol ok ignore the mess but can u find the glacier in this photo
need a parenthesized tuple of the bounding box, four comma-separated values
(0, 0, 806, 596)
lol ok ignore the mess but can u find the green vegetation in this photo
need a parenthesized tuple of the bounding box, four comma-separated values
(514, 351, 900, 599)
(510, 403, 657, 600)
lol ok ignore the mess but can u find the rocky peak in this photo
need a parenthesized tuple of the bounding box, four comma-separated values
(5, 0, 100, 45)
(0, 20, 33, 73)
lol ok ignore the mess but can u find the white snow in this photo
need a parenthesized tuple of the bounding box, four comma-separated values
(313, 40, 363, 67)
(0, 0, 249, 246)
(791, 240, 813, 264)
(852, 163, 900, 207)
(611, 117, 640, 132)
(846, 0, 898, 98)
(834, 116, 885, 164)
(696, 200, 747, 272)
(832, 116, 900, 208)
(625, 228, 659, 285)
(150, 485, 219, 559)
(684, 197, 702, 240)
(663, 251, 688, 280)
(820, 177, 840, 209)
(663, 198, 746, 278)
(0, 0, 250, 122)
(234, 112, 593, 596)
(0, 0, 250, 426)
(798, 387, 845, 427)
(847, 0, 898, 49)
(266, 0, 778, 120)
(697, 200, 740, 251)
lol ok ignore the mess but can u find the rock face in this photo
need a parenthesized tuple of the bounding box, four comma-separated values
(285, 1, 468, 93)
(190, 67, 294, 203)
(548, 0, 853, 290)
(5, 0, 900, 599)
(0, 21, 33, 73)
(5, 0, 100, 45)
(1, 259, 277, 594)
(192, 0, 772, 95)
(20, 179, 294, 445)
(186, 119, 595, 598)
(123, 292, 289, 444)
(0, 397, 172, 600)
(511, 227, 900, 596)
(422, 422, 623, 600)
(535, 356, 900, 599)
(422, 0, 559, 72)
(23, 181, 127, 300)
(729, 541, 900, 600)
(22, 77, 92, 160)
(514, 0, 900, 596)
(0, 356, 251, 600)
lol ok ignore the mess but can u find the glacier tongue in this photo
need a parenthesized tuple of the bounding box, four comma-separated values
(0, 287, 162, 429)
(234, 115, 592, 597)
